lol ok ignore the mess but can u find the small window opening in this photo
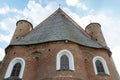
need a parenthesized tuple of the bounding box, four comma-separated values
(11, 63, 21, 77)
(96, 39, 98, 41)
(95, 60, 105, 74)
(20, 29, 22, 31)
(16, 37, 18, 39)
(60, 55, 69, 70)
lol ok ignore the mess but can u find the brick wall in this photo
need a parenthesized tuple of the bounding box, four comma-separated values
(0, 41, 119, 80)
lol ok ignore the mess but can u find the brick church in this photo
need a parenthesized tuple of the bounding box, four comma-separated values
(0, 8, 120, 80)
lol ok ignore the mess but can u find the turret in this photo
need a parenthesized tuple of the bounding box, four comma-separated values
(85, 23, 107, 47)
(10, 20, 33, 43)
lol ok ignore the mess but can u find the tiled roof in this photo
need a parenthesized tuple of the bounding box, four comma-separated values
(10, 8, 103, 48)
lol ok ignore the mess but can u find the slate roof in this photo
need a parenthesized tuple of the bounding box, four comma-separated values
(10, 8, 103, 48)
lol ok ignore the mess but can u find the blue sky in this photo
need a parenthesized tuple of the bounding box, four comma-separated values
(0, 0, 120, 75)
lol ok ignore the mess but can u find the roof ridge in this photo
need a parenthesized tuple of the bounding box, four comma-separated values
(32, 8, 62, 31)
(58, 9, 91, 38)
(31, 8, 90, 38)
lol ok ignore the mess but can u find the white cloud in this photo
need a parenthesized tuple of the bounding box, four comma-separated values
(0, 4, 10, 14)
(63, 8, 81, 25)
(21, 0, 58, 26)
(0, 48, 5, 61)
(66, 0, 78, 6)
(0, 18, 16, 32)
(63, 8, 109, 28)
(0, 4, 17, 15)
(0, 18, 17, 61)
(66, 0, 88, 10)
(0, 4, 18, 61)
(0, 17, 18, 45)
(0, 34, 11, 43)
(112, 46, 120, 74)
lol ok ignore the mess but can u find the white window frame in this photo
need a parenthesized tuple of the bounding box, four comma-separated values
(93, 56, 110, 75)
(56, 49, 75, 71)
(4, 57, 25, 79)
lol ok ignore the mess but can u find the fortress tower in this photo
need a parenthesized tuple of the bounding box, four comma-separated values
(0, 8, 119, 80)
(85, 23, 107, 47)
(10, 20, 33, 43)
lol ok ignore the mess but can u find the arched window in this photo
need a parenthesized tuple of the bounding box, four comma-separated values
(60, 55, 69, 70)
(56, 49, 75, 71)
(95, 60, 105, 74)
(93, 56, 110, 75)
(4, 57, 25, 79)
(11, 63, 21, 77)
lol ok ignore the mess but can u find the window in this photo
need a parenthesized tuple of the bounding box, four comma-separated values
(95, 60, 105, 74)
(93, 56, 110, 75)
(11, 63, 21, 77)
(56, 49, 75, 71)
(4, 57, 25, 79)
(60, 55, 69, 70)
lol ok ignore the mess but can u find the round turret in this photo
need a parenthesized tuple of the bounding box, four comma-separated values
(85, 23, 107, 47)
(10, 20, 33, 43)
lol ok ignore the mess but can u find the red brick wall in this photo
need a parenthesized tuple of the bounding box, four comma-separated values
(0, 41, 119, 80)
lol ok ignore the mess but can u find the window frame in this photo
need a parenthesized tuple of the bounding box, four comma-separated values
(93, 56, 110, 75)
(4, 57, 25, 79)
(56, 49, 75, 71)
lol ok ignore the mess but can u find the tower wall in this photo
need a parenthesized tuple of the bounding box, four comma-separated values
(85, 23, 107, 47)
(10, 20, 33, 43)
